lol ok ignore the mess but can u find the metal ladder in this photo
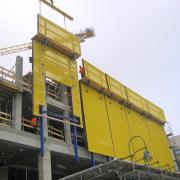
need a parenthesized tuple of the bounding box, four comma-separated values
(165, 122, 179, 172)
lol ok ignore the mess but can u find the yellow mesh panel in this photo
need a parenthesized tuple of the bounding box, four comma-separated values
(126, 88, 148, 112)
(83, 60, 108, 90)
(38, 14, 81, 57)
(33, 40, 82, 125)
(106, 74, 127, 100)
(146, 100, 166, 122)
(33, 40, 46, 115)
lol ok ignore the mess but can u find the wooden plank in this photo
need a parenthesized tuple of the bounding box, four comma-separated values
(0, 111, 11, 117)
(40, 0, 73, 21)
(0, 116, 11, 122)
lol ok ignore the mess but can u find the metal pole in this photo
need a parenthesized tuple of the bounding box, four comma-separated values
(73, 117, 79, 161)
(91, 152, 96, 167)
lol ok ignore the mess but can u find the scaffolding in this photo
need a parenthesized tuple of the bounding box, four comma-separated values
(59, 159, 180, 180)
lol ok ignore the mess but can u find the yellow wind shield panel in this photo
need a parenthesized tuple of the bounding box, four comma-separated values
(147, 120, 175, 171)
(126, 88, 148, 112)
(82, 60, 108, 90)
(126, 87, 166, 123)
(146, 100, 166, 123)
(125, 108, 155, 165)
(106, 74, 127, 100)
(38, 14, 81, 57)
(80, 83, 114, 157)
(105, 96, 130, 159)
(33, 40, 82, 125)
(33, 40, 46, 115)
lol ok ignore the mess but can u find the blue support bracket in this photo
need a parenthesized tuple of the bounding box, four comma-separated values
(91, 152, 96, 167)
(73, 124, 79, 161)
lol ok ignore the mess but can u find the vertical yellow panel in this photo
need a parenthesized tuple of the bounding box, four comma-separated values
(80, 83, 114, 157)
(33, 41, 82, 125)
(70, 61, 82, 126)
(33, 40, 46, 115)
(147, 120, 174, 171)
(105, 96, 130, 159)
(125, 108, 155, 164)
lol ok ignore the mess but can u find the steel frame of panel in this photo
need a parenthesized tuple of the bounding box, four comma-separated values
(80, 82, 114, 157)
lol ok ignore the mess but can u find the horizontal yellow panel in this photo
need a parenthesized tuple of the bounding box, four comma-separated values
(147, 120, 174, 171)
(38, 14, 81, 57)
(126, 88, 148, 112)
(106, 74, 127, 100)
(80, 83, 114, 156)
(105, 96, 130, 159)
(146, 100, 166, 122)
(83, 59, 108, 90)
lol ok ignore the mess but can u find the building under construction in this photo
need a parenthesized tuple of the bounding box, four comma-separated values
(0, 1, 180, 180)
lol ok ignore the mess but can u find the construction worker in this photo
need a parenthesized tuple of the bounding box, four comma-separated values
(31, 116, 38, 134)
(79, 65, 85, 78)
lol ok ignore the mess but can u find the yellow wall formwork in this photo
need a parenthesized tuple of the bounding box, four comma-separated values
(38, 14, 81, 57)
(80, 60, 174, 171)
(147, 120, 175, 170)
(33, 40, 82, 125)
(33, 40, 46, 115)
(83, 60, 108, 90)
(125, 108, 155, 163)
(80, 83, 114, 157)
(106, 75, 127, 100)
(105, 96, 130, 159)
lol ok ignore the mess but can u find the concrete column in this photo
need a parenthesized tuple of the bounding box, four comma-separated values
(38, 150, 52, 180)
(13, 56, 23, 130)
(0, 166, 8, 180)
(62, 86, 72, 145)
(15, 56, 23, 86)
(38, 104, 52, 180)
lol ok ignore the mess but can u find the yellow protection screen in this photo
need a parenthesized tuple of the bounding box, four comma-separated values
(147, 120, 174, 170)
(33, 40, 82, 126)
(83, 60, 108, 90)
(125, 108, 155, 164)
(105, 96, 130, 159)
(38, 14, 81, 57)
(80, 83, 114, 156)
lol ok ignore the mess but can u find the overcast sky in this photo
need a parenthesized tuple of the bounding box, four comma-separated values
(0, 0, 179, 135)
